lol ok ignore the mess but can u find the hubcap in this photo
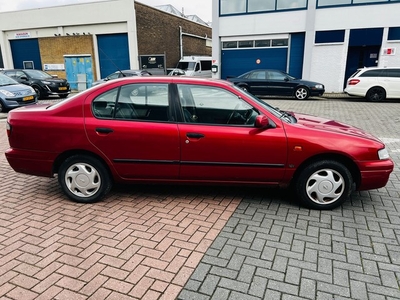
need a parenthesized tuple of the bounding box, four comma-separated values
(305, 168, 344, 205)
(65, 163, 101, 198)
(296, 88, 307, 99)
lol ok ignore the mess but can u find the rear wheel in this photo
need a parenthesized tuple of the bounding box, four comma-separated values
(294, 87, 309, 100)
(58, 154, 112, 203)
(366, 87, 386, 102)
(294, 160, 353, 210)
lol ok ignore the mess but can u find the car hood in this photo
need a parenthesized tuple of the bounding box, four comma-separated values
(292, 112, 382, 142)
(0, 84, 33, 93)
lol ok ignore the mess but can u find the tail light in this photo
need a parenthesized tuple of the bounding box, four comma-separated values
(6, 122, 12, 137)
(348, 79, 360, 85)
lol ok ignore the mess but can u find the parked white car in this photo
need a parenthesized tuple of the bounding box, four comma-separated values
(344, 67, 400, 101)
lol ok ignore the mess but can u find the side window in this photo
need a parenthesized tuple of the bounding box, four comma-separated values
(195, 63, 200, 72)
(92, 88, 118, 119)
(200, 60, 212, 71)
(384, 69, 400, 78)
(16, 71, 27, 79)
(115, 84, 169, 122)
(360, 70, 383, 77)
(249, 71, 266, 79)
(177, 84, 258, 126)
(268, 71, 286, 80)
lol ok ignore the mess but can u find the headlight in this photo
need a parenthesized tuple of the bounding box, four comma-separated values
(41, 81, 51, 84)
(314, 84, 323, 89)
(0, 89, 15, 97)
(378, 148, 390, 160)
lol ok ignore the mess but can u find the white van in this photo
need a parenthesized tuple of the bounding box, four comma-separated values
(170, 56, 212, 77)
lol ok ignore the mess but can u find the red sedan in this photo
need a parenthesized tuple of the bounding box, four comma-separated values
(5, 77, 394, 210)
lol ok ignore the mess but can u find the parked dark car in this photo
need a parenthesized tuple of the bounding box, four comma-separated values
(92, 69, 152, 86)
(0, 73, 37, 112)
(1, 69, 70, 99)
(227, 69, 325, 100)
(5, 76, 393, 210)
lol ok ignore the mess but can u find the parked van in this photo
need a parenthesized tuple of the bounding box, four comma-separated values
(170, 56, 212, 77)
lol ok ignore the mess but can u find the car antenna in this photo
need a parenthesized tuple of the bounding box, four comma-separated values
(98, 47, 125, 77)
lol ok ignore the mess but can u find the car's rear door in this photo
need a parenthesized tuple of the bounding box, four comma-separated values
(176, 84, 288, 183)
(84, 83, 180, 180)
(380, 69, 400, 98)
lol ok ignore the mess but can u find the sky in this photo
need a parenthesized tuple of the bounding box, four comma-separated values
(0, 0, 212, 23)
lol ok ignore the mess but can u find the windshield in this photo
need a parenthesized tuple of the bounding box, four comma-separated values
(0, 73, 18, 86)
(24, 69, 53, 79)
(177, 61, 196, 71)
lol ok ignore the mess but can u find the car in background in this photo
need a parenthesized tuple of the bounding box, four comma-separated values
(4, 76, 393, 210)
(1, 69, 70, 99)
(0, 73, 37, 112)
(227, 69, 325, 100)
(344, 67, 400, 102)
(92, 69, 152, 86)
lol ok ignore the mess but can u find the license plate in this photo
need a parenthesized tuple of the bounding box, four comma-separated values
(23, 96, 34, 101)
(59, 87, 67, 90)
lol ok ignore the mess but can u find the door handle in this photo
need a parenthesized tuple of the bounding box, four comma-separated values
(96, 127, 114, 134)
(186, 132, 204, 139)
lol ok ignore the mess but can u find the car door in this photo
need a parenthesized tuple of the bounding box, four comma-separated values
(85, 83, 180, 180)
(176, 84, 288, 183)
(381, 69, 400, 98)
(266, 70, 296, 96)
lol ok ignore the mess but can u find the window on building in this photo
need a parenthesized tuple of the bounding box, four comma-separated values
(222, 41, 238, 48)
(272, 39, 289, 46)
(388, 27, 400, 40)
(255, 40, 271, 47)
(220, 0, 246, 14)
(315, 30, 345, 43)
(248, 0, 275, 12)
(317, 0, 351, 6)
(238, 40, 254, 48)
(277, 0, 307, 10)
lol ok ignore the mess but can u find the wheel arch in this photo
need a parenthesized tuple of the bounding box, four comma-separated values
(53, 149, 113, 180)
(291, 153, 361, 189)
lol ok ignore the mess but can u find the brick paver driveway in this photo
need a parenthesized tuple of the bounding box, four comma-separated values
(1, 97, 399, 299)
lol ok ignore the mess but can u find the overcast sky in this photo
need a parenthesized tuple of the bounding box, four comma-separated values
(0, 0, 212, 23)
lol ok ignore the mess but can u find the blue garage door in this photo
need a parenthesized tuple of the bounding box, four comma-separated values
(97, 33, 130, 78)
(221, 48, 288, 79)
(10, 39, 42, 69)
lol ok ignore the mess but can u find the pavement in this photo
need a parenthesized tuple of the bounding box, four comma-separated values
(0, 97, 399, 300)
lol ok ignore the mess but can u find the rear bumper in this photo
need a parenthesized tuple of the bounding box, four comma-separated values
(5, 148, 56, 177)
(357, 159, 394, 190)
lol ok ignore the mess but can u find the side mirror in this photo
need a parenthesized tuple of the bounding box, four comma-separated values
(20, 76, 28, 81)
(255, 115, 273, 129)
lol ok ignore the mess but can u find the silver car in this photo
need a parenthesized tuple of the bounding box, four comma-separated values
(0, 73, 37, 112)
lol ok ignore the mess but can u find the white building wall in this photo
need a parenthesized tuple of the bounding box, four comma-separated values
(213, 1, 400, 93)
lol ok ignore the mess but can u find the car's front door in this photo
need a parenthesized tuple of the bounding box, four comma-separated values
(176, 84, 288, 183)
(85, 83, 180, 180)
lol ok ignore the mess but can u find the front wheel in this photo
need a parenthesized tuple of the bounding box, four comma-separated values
(33, 86, 43, 99)
(366, 87, 386, 102)
(58, 155, 112, 203)
(294, 87, 309, 100)
(294, 160, 353, 210)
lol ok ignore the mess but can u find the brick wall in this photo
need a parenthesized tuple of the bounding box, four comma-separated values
(135, 2, 212, 68)
(39, 36, 95, 79)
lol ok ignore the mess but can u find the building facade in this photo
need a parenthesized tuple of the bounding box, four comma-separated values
(0, 0, 211, 89)
(212, 0, 400, 93)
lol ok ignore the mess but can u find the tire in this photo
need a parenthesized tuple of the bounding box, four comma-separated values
(366, 87, 386, 102)
(58, 154, 112, 203)
(239, 85, 249, 93)
(294, 160, 353, 210)
(33, 86, 43, 99)
(294, 87, 310, 100)
(0, 101, 4, 113)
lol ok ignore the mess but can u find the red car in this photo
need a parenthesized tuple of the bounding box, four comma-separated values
(5, 77, 393, 210)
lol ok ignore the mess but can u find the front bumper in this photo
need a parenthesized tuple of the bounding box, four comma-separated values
(357, 159, 394, 190)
